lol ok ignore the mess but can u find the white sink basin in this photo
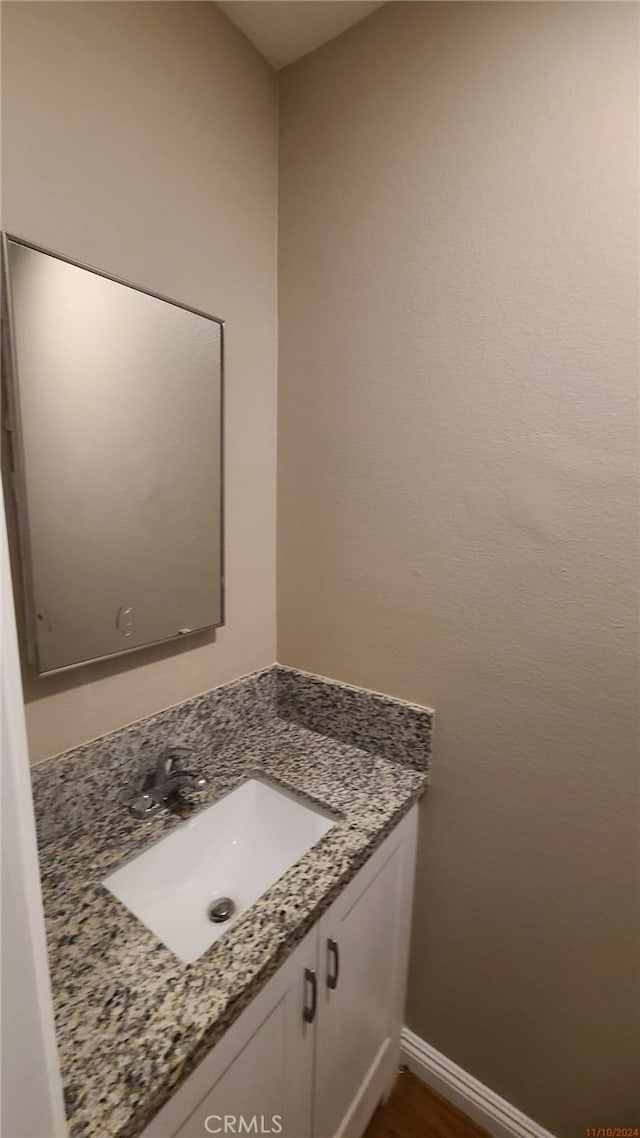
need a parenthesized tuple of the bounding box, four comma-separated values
(103, 776, 336, 963)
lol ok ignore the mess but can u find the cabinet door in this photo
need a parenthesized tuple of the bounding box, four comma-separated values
(142, 930, 317, 1138)
(174, 980, 309, 1138)
(313, 808, 418, 1138)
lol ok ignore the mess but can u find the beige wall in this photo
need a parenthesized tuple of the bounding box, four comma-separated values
(278, 3, 639, 1134)
(1, 1, 278, 762)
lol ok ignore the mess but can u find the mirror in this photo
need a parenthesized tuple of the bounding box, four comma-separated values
(2, 236, 224, 675)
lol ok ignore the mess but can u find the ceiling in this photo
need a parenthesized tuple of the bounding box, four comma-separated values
(217, 1, 387, 70)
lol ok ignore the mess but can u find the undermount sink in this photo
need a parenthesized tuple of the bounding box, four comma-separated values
(103, 776, 337, 963)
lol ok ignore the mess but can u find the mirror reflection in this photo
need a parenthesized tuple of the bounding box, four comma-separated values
(2, 237, 224, 675)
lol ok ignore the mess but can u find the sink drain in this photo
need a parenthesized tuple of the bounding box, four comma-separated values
(207, 897, 236, 924)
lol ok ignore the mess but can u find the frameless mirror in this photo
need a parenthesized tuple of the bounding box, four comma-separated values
(2, 236, 223, 675)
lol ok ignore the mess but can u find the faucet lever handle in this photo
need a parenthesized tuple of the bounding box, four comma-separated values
(155, 745, 193, 782)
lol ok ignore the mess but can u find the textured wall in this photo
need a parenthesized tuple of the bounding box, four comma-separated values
(1, 1, 278, 762)
(278, 3, 639, 1133)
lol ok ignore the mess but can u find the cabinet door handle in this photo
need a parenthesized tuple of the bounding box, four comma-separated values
(327, 937, 340, 990)
(303, 967, 317, 1024)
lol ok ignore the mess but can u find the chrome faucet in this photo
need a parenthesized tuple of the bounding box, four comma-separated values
(130, 746, 207, 819)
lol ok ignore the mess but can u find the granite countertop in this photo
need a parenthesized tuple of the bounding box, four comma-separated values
(31, 666, 433, 1138)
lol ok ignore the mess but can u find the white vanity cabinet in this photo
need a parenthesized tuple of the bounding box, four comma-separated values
(142, 806, 418, 1138)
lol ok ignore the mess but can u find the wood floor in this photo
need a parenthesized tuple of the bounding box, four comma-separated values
(363, 1070, 491, 1138)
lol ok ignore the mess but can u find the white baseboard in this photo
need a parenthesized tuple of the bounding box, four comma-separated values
(400, 1027, 556, 1138)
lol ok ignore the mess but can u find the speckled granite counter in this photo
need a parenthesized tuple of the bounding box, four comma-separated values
(31, 666, 433, 1138)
